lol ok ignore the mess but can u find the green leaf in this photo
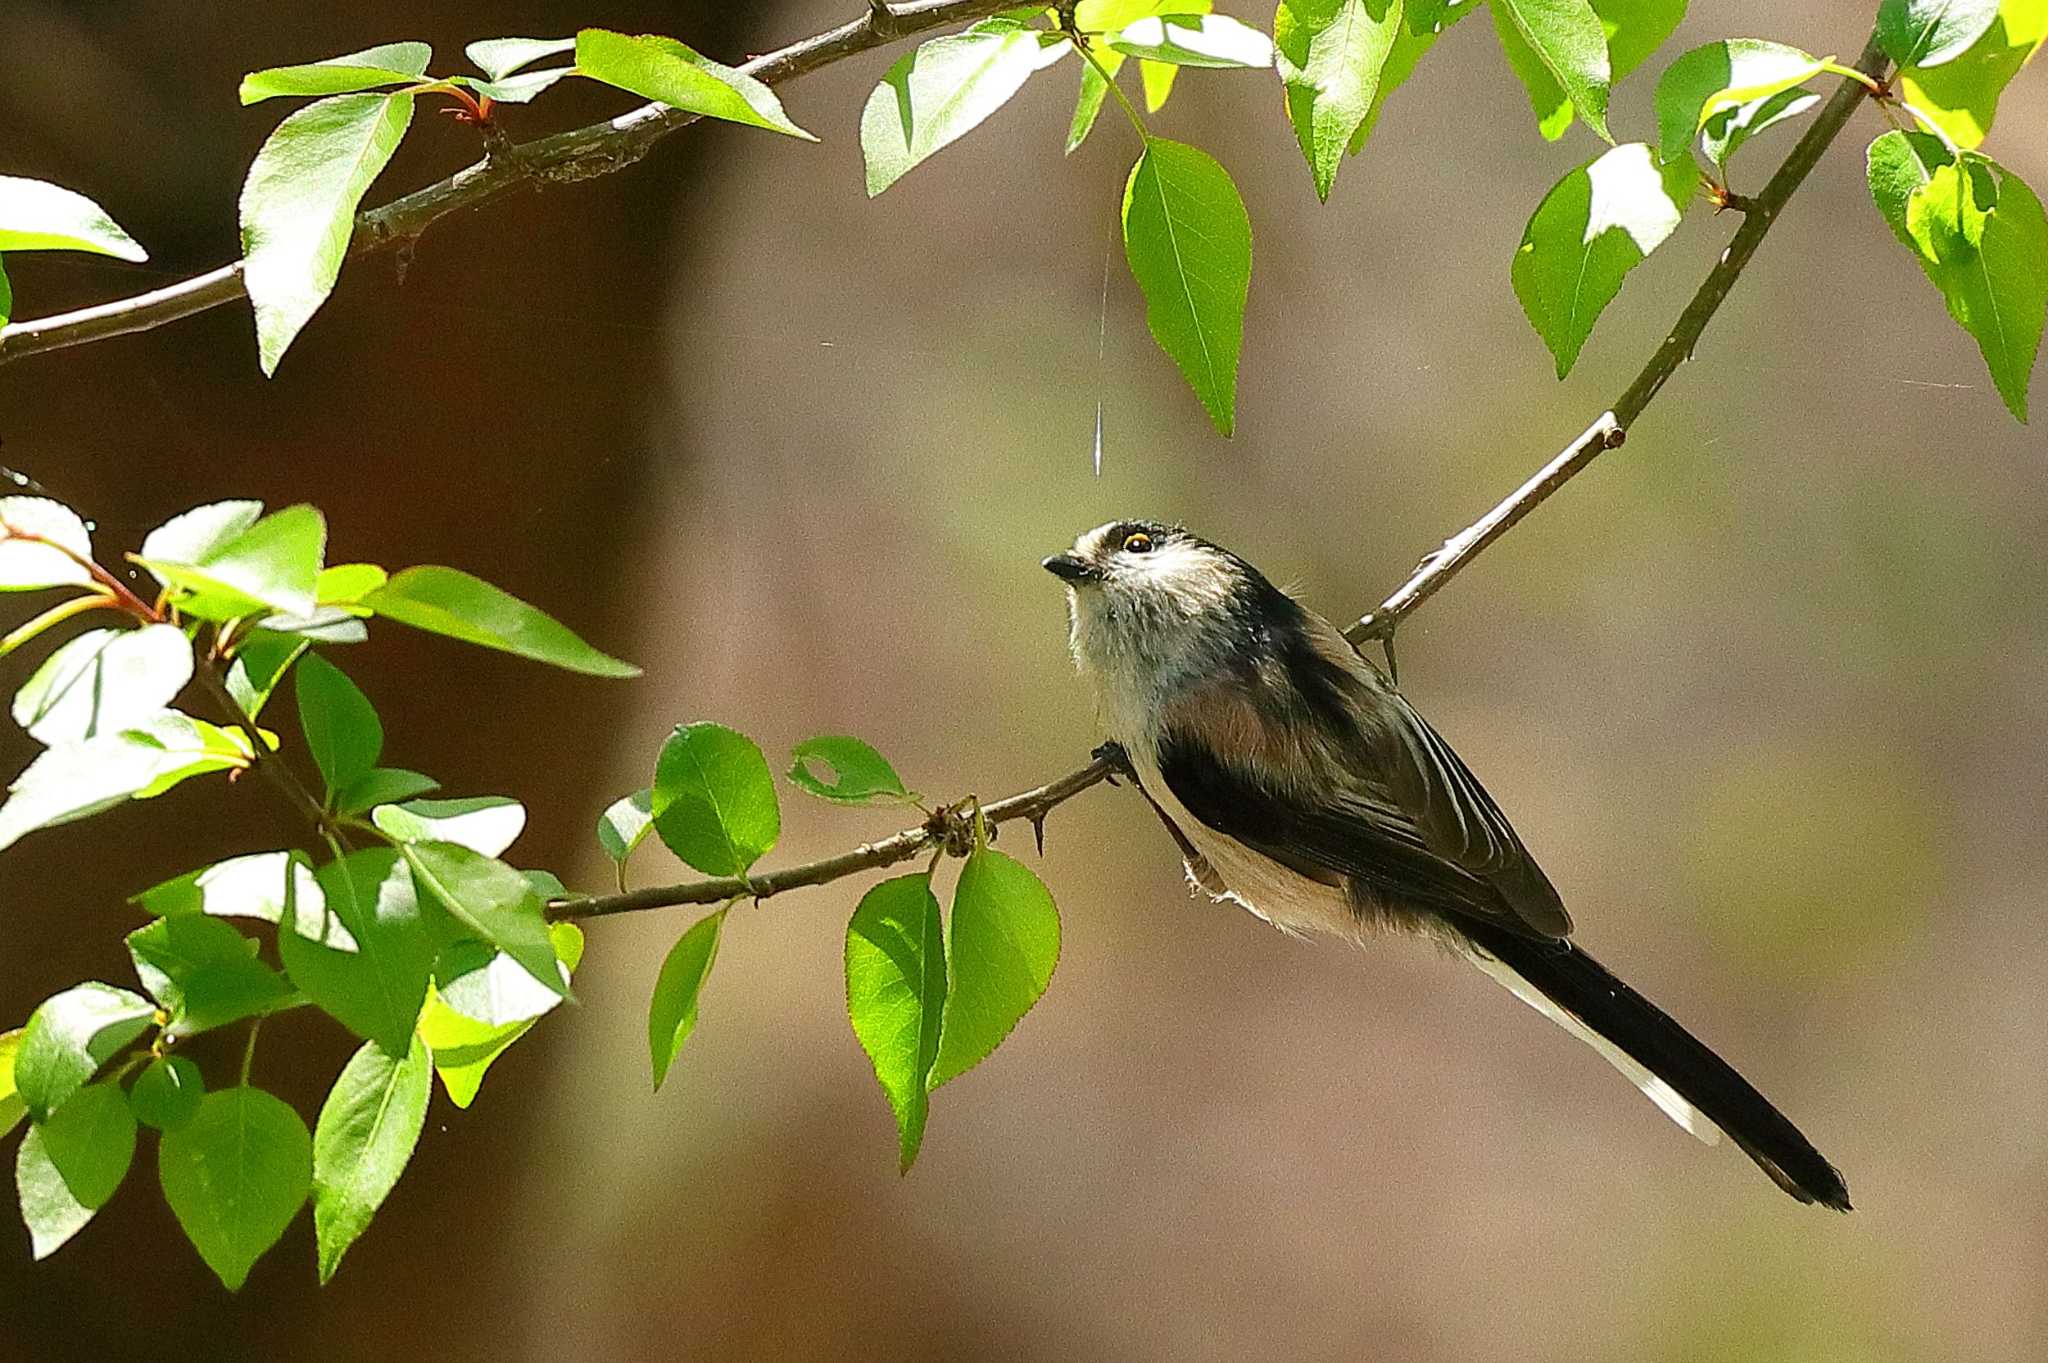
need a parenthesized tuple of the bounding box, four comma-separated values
(0, 175, 148, 260)
(239, 42, 433, 104)
(460, 68, 577, 103)
(1488, 0, 1612, 141)
(1276, 0, 1407, 201)
(137, 850, 352, 950)
(597, 787, 656, 865)
(17, 1082, 135, 1259)
(1066, 47, 1126, 153)
(1898, 0, 2048, 148)
(316, 562, 386, 604)
(432, 940, 564, 1026)
(282, 849, 436, 1053)
(335, 767, 439, 816)
(293, 652, 382, 799)
(787, 735, 914, 804)
(225, 632, 307, 721)
(371, 795, 525, 857)
(1653, 39, 1824, 168)
(415, 923, 581, 1107)
(130, 1056, 205, 1131)
(239, 91, 414, 375)
(860, 19, 1069, 196)
(1493, 0, 1682, 143)
(401, 842, 565, 999)
(1512, 141, 1691, 378)
(0, 1030, 24, 1139)
(12, 624, 192, 745)
(139, 499, 262, 565)
(362, 565, 639, 677)
(1109, 14, 1274, 67)
(467, 36, 576, 80)
(0, 496, 95, 592)
(652, 722, 780, 876)
(14, 983, 154, 1123)
(1869, 133, 2047, 421)
(126, 916, 296, 1043)
(930, 848, 1060, 1087)
(312, 1035, 430, 1283)
(159, 1086, 312, 1291)
(1141, 57, 1181, 110)
(134, 503, 326, 620)
(846, 875, 947, 1172)
(0, 712, 253, 853)
(0, 259, 10, 328)
(574, 29, 815, 140)
(1121, 138, 1253, 435)
(1879, 0, 2001, 67)
(649, 909, 726, 1089)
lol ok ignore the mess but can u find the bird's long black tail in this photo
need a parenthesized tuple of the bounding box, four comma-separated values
(1456, 918, 1851, 1210)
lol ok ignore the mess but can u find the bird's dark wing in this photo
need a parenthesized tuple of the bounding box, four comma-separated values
(1151, 645, 1572, 941)
(1366, 691, 1571, 938)
(1154, 723, 1567, 938)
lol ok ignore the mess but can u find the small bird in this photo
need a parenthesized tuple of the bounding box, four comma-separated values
(1045, 519, 1850, 1210)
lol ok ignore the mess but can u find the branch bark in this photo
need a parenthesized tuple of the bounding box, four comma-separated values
(1346, 31, 1891, 646)
(0, 0, 1018, 365)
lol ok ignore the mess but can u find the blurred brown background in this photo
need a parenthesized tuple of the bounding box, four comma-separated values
(2, 2, 2044, 1359)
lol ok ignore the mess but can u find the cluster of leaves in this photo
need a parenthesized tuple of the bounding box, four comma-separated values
(596, 727, 1062, 1170)
(3, 2, 2040, 421)
(0, 494, 1064, 1286)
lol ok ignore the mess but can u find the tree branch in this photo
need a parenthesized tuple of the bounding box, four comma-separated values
(1346, 31, 1891, 646)
(550, 756, 1120, 922)
(0, 0, 1017, 365)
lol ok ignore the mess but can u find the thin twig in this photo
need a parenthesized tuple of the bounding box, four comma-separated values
(193, 657, 332, 833)
(1346, 30, 1891, 646)
(551, 757, 1118, 921)
(0, 0, 1019, 365)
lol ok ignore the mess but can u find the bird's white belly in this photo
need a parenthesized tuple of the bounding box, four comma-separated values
(1128, 745, 1361, 942)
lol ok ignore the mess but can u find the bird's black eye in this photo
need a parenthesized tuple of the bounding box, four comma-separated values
(1122, 531, 1154, 555)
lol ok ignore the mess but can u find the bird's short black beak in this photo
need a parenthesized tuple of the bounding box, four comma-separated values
(1042, 553, 1097, 583)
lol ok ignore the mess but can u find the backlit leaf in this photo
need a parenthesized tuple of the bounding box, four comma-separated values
(312, 1035, 430, 1282)
(282, 849, 435, 1052)
(1121, 138, 1252, 435)
(371, 796, 525, 857)
(652, 722, 780, 876)
(126, 915, 296, 1043)
(12, 624, 191, 745)
(159, 1086, 311, 1290)
(649, 909, 725, 1089)
(575, 29, 814, 139)
(0, 176, 148, 260)
(239, 42, 433, 104)
(787, 735, 914, 804)
(362, 565, 639, 677)
(0, 496, 94, 592)
(294, 652, 381, 798)
(1869, 132, 2047, 420)
(240, 92, 415, 375)
(846, 875, 946, 1172)
(13, 983, 154, 1123)
(401, 842, 564, 999)
(17, 1082, 134, 1259)
(930, 849, 1060, 1087)
(1276, 0, 1407, 200)
(1512, 141, 1692, 377)
(861, 19, 1068, 195)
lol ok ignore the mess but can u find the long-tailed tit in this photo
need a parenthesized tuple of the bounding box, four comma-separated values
(1045, 519, 1849, 1210)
